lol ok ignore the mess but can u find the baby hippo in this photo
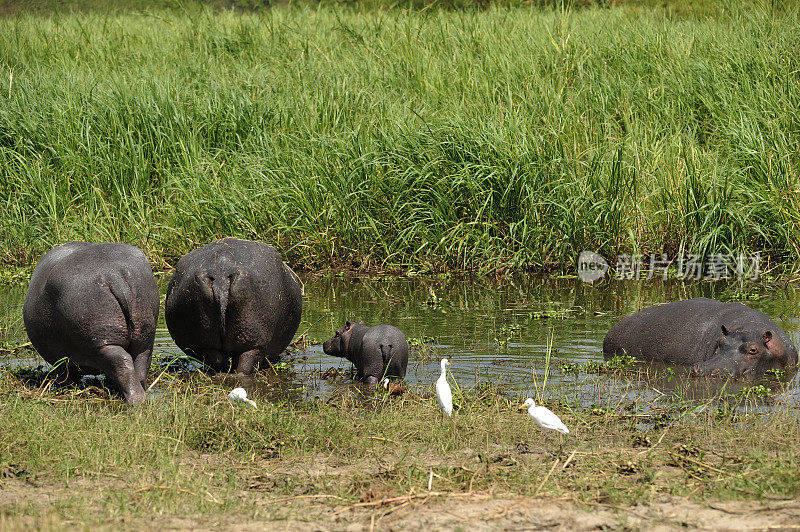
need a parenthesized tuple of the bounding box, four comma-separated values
(323, 321, 409, 385)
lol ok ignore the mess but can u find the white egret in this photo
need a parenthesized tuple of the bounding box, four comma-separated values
(522, 398, 568, 434)
(228, 387, 257, 408)
(436, 359, 453, 418)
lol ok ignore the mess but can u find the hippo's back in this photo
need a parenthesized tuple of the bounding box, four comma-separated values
(362, 324, 409, 379)
(604, 298, 724, 364)
(23, 242, 158, 364)
(165, 237, 302, 359)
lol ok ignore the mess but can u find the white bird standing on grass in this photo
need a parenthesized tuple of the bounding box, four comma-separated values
(228, 387, 257, 408)
(522, 398, 569, 434)
(436, 359, 453, 419)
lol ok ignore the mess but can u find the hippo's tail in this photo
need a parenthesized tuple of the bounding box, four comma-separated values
(108, 274, 134, 336)
(211, 276, 231, 339)
(379, 344, 394, 367)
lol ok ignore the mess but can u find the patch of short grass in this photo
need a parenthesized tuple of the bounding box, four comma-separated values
(1, 364, 799, 527)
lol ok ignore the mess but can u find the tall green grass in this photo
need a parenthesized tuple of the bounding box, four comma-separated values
(0, 3, 798, 272)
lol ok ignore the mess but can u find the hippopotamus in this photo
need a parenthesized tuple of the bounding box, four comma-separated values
(23, 242, 159, 404)
(603, 297, 798, 378)
(322, 321, 409, 385)
(165, 238, 302, 374)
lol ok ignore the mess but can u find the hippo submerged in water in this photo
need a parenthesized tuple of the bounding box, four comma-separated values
(165, 238, 303, 374)
(603, 297, 798, 378)
(23, 242, 159, 404)
(323, 321, 409, 385)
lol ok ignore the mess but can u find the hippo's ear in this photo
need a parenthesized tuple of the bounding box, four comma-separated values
(764, 330, 786, 358)
(721, 325, 730, 336)
(344, 321, 352, 331)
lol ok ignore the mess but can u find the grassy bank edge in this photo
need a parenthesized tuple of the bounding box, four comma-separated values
(1, 365, 800, 528)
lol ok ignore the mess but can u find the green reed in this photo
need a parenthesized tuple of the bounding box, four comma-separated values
(0, 3, 798, 272)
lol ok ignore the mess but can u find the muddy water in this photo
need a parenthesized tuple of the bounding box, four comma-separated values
(2, 274, 799, 408)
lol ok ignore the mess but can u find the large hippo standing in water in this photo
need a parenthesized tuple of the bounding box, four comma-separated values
(23, 242, 159, 404)
(323, 321, 409, 385)
(165, 238, 302, 374)
(603, 297, 798, 378)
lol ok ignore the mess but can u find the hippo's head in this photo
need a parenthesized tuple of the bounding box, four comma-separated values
(322, 326, 345, 357)
(322, 321, 362, 357)
(693, 325, 792, 378)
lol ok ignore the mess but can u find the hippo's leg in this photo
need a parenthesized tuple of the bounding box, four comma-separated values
(364, 375, 379, 387)
(97, 345, 146, 405)
(235, 349, 262, 375)
(198, 349, 230, 372)
(131, 347, 153, 390)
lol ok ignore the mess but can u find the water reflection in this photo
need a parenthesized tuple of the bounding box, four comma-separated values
(2, 274, 799, 408)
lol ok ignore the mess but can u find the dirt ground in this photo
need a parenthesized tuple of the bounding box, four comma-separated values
(188, 496, 800, 531)
(3, 475, 800, 531)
